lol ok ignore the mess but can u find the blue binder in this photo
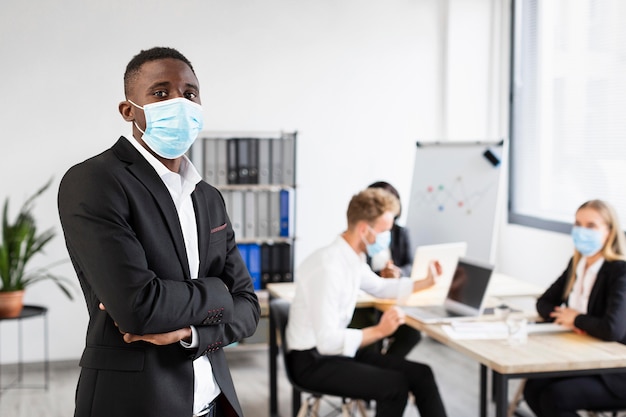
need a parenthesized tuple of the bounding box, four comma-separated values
(247, 243, 262, 290)
(279, 189, 290, 237)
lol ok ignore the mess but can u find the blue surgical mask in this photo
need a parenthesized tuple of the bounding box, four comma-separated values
(571, 226, 605, 257)
(363, 228, 391, 257)
(128, 98, 203, 159)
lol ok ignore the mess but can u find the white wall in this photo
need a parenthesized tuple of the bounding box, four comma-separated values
(0, 0, 574, 364)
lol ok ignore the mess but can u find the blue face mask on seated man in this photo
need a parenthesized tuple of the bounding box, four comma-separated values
(128, 97, 204, 159)
(571, 226, 605, 257)
(364, 229, 391, 257)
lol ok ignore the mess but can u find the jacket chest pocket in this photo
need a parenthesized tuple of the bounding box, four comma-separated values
(203, 223, 228, 275)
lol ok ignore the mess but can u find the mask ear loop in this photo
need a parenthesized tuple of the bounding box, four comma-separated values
(360, 224, 372, 248)
(126, 100, 146, 135)
(127, 99, 143, 109)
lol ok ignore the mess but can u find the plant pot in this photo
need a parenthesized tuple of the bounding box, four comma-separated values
(0, 290, 25, 318)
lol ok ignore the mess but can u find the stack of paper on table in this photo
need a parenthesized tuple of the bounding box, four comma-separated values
(442, 321, 509, 340)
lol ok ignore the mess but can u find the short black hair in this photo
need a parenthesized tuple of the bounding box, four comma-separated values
(124, 47, 195, 97)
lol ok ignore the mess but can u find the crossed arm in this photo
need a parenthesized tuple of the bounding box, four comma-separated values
(100, 303, 193, 345)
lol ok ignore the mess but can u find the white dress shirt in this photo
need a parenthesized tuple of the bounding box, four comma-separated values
(126, 137, 220, 414)
(286, 235, 413, 357)
(370, 247, 392, 272)
(569, 256, 604, 313)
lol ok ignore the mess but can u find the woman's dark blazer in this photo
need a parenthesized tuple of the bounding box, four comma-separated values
(536, 258, 626, 398)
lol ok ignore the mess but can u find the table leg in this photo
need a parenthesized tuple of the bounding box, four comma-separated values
(18, 318, 23, 384)
(493, 371, 508, 417)
(480, 364, 488, 417)
(269, 302, 279, 417)
(43, 310, 49, 390)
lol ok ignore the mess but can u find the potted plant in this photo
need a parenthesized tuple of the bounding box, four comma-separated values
(0, 180, 73, 318)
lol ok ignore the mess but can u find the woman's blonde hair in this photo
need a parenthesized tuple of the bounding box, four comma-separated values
(346, 188, 400, 228)
(563, 199, 626, 300)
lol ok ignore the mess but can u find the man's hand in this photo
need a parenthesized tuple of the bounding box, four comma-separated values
(413, 260, 441, 292)
(377, 306, 406, 337)
(360, 306, 406, 348)
(122, 328, 192, 345)
(99, 302, 192, 345)
(380, 261, 402, 278)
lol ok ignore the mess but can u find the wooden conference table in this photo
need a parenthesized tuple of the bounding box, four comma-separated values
(267, 275, 626, 417)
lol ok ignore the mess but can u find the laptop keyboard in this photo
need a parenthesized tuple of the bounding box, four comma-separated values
(403, 305, 462, 320)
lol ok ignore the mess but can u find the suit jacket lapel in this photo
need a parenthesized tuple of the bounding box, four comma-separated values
(112, 137, 191, 279)
(192, 186, 211, 275)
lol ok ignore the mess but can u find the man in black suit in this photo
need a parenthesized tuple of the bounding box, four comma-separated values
(58, 47, 260, 417)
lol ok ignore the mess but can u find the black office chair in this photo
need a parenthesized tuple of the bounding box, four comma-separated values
(511, 382, 623, 417)
(270, 298, 368, 417)
(587, 410, 622, 417)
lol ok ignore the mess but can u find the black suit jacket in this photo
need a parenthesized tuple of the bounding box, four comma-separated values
(536, 258, 626, 398)
(58, 137, 260, 417)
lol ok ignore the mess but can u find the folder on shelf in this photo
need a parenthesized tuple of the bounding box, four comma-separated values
(258, 138, 271, 185)
(275, 242, 293, 282)
(270, 243, 282, 283)
(236, 243, 261, 291)
(247, 138, 259, 184)
(247, 243, 262, 290)
(202, 138, 217, 185)
(237, 138, 250, 184)
(282, 133, 295, 186)
(279, 189, 291, 238)
(256, 190, 270, 238)
(269, 189, 281, 237)
(271, 137, 283, 184)
(229, 190, 244, 238)
(227, 138, 239, 184)
(261, 242, 272, 289)
(215, 138, 228, 186)
(244, 190, 257, 238)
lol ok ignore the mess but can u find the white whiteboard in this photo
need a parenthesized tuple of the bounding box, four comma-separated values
(405, 141, 503, 263)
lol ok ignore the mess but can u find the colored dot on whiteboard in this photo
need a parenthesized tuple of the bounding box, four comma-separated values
(458, 201, 464, 207)
(438, 185, 444, 190)
(438, 205, 444, 212)
(427, 186, 433, 192)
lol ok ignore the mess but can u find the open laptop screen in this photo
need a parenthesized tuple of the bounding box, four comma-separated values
(445, 258, 493, 313)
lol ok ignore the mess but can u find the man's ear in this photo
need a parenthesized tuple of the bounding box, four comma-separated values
(119, 101, 134, 121)
(356, 220, 369, 237)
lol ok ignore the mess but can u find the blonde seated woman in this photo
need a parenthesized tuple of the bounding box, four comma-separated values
(523, 200, 626, 416)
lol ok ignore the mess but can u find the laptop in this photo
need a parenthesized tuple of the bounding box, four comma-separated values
(403, 257, 494, 323)
(410, 241, 468, 282)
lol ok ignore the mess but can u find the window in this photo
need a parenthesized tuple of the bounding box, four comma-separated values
(509, 0, 626, 233)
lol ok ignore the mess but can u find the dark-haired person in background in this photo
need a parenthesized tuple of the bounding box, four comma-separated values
(523, 199, 626, 416)
(58, 47, 260, 417)
(350, 181, 421, 357)
(367, 181, 414, 278)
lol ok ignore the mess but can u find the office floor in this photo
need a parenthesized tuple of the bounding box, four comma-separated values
(0, 335, 615, 417)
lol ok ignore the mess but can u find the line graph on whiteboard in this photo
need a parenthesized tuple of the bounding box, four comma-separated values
(411, 176, 498, 215)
